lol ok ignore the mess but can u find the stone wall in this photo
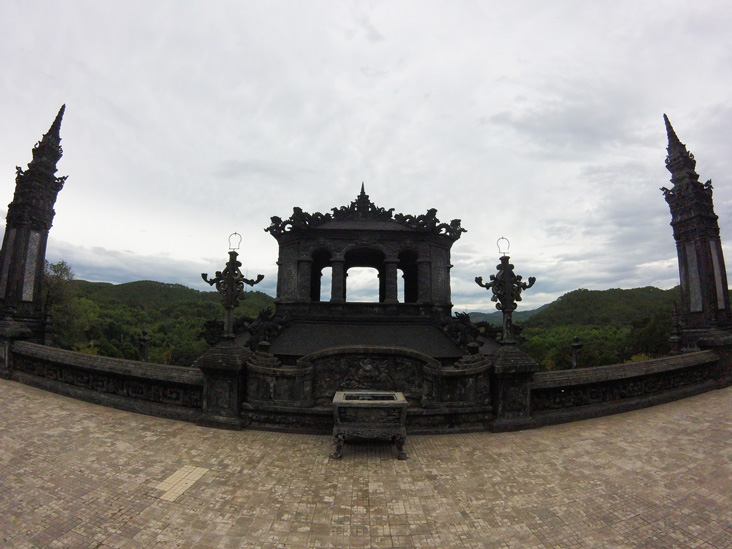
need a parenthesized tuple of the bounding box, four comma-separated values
(530, 350, 725, 428)
(5, 341, 204, 423)
(2, 340, 731, 434)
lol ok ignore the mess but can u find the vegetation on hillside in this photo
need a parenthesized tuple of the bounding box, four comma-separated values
(471, 286, 680, 371)
(44, 262, 274, 366)
(43, 260, 682, 372)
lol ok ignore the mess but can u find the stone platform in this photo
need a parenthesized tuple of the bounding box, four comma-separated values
(1, 378, 731, 548)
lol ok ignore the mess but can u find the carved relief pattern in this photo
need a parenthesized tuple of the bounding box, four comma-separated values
(338, 407, 401, 423)
(312, 355, 423, 405)
(532, 363, 717, 412)
(208, 379, 231, 413)
(431, 372, 490, 406)
(12, 355, 202, 408)
(503, 382, 529, 414)
(247, 371, 313, 405)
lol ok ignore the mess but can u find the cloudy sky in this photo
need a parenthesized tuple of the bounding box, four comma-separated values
(2, 1, 732, 311)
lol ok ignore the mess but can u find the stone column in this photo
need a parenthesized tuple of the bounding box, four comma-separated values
(416, 259, 432, 304)
(330, 259, 345, 303)
(296, 258, 312, 302)
(384, 260, 399, 304)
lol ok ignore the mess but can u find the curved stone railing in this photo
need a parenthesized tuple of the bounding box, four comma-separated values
(529, 350, 725, 428)
(2, 339, 731, 434)
(8, 341, 204, 423)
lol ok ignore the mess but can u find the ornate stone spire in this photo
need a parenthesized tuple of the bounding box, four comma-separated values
(8, 105, 67, 231)
(0, 105, 68, 337)
(664, 114, 699, 186)
(659, 114, 732, 346)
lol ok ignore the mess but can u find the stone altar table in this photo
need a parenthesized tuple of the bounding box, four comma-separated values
(330, 390, 408, 459)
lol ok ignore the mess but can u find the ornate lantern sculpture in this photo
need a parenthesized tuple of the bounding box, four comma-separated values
(202, 233, 264, 341)
(475, 237, 535, 344)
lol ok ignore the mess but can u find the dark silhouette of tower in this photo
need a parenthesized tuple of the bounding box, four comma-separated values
(661, 114, 732, 346)
(0, 105, 67, 339)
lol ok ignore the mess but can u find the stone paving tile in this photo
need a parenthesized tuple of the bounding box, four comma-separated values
(2, 379, 732, 548)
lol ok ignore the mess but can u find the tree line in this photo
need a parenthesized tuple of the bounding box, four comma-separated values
(43, 261, 681, 371)
(43, 261, 274, 366)
(479, 286, 680, 370)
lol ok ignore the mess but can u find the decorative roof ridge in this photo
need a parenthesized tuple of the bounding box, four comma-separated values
(265, 185, 467, 240)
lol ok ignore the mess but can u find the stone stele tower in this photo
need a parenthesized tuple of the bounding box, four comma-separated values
(0, 105, 67, 339)
(661, 114, 732, 346)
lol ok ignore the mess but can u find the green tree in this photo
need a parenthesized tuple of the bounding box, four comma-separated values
(43, 259, 74, 314)
(626, 313, 672, 357)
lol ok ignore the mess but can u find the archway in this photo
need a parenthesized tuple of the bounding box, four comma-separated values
(344, 248, 386, 302)
(345, 267, 380, 302)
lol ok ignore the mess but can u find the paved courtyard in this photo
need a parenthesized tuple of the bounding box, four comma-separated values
(0, 379, 731, 548)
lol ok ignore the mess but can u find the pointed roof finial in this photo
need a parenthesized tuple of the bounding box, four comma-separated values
(356, 182, 371, 214)
(664, 113, 679, 143)
(28, 105, 66, 171)
(48, 104, 66, 139)
(39, 104, 65, 149)
(663, 114, 698, 182)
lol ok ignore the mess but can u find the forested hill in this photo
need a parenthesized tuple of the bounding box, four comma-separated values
(468, 306, 546, 325)
(523, 286, 681, 328)
(469, 286, 683, 370)
(50, 279, 275, 366)
(69, 280, 219, 308)
(56, 279, 682, 371)
(68, 279, 274, 315)
(469, 286, 680, 327)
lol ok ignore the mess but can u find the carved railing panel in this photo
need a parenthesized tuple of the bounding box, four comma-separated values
(10, 342, 203, 409)
(532, 351, 720, 413)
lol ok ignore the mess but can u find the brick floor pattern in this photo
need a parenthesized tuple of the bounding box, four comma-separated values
(1, 378, 731, 548)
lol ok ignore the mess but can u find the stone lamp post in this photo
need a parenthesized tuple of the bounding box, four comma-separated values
(476, 237, 539, 431)
(201, 232, 264, 340)
(475, 237, 535, 344)
(197, 233, 264, 429)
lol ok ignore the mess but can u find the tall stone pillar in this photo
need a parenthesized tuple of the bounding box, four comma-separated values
(661, 115, 732, 346)
(0, 105, 67, 341)
(330, 259, 345, 303)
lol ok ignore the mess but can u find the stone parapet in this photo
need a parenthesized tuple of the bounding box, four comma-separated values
(8, 341, 203, 422)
